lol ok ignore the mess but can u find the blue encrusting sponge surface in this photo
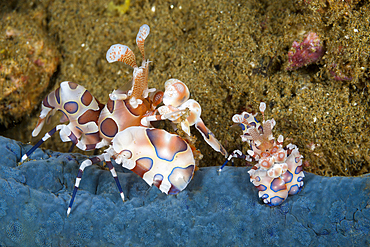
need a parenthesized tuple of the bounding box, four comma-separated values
(0, 135, 369, 246)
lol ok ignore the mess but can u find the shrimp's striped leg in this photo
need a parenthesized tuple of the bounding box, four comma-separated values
(67, 154, 104, 216)
(218, 150, 247, 173)
(68, 142, 76, 153)
(104, 153, 125, 203)
(74, 134, 105, 151)
(21, 125, 74, 162)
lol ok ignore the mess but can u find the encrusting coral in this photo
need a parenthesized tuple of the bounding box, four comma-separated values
(286, 32, 325, 71)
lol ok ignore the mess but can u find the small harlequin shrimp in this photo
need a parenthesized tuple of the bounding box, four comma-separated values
(221, 102, 304, 206)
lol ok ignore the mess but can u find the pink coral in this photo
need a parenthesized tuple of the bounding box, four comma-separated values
(286, 32, 325, 71)
(329, 63, 353, 81)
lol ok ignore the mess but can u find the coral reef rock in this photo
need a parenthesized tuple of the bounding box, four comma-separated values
(0, 12, 60, 126)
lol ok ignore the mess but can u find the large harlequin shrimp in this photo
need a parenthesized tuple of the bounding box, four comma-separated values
(21, 24, 226, 216)
(67, 126, 195, 216)
(220, 102, 304, 206)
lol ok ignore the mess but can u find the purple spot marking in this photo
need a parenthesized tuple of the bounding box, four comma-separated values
(64, 101, 79, 114)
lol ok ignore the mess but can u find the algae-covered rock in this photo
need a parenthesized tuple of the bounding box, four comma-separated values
(0, 11, 60, 126)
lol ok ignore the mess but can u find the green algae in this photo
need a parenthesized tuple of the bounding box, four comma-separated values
(0, 0, 369, 177)
(107, 0, 130, 15)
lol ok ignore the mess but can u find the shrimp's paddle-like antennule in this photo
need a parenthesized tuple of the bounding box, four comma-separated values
(106, 44, 137, 68)
(136, 24, 150, 62)
(107, 24, 155, 109)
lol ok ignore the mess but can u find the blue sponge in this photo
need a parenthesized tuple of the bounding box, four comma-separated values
(0, 136, 369, 246)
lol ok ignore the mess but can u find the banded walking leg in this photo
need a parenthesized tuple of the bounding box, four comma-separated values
(103, 152, 125, 203)
(67, 154, 104, 216)
(218, 150, 249, 173)
(21, 124, 80, 162)
(68, 142, 76, 153)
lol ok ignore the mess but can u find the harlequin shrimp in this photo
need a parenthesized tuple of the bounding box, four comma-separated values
(220, 102, 304, 206)
(20, 24, 227, 216)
